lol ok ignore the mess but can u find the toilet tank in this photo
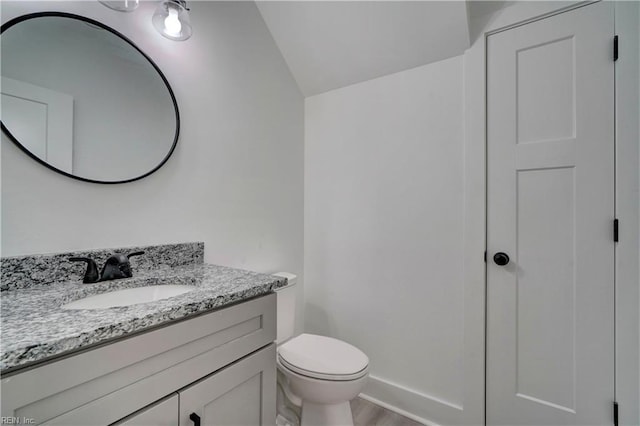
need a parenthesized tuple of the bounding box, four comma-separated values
(272, 272, 297, 344)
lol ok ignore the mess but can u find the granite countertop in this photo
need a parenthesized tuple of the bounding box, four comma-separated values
(0, 263, 286, 374)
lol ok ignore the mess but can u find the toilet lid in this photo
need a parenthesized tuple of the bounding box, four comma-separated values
(278, 334, 369, 380)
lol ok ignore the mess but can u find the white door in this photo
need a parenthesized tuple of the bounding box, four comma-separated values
(1, 77, 74, 173)
(487, 2, 615, 425)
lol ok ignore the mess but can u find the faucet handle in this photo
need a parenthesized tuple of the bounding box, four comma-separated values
(124, 251, 145, 276)
(127, 251, 145, 259)
(100, 251, 145, 281)
(69, 257, 100, 284)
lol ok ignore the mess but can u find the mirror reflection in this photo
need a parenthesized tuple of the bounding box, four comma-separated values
(1, 14, 179, 183)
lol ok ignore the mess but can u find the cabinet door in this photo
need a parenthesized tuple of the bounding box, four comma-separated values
(179, 344, 276, 426)
(111, 394, 178, 426)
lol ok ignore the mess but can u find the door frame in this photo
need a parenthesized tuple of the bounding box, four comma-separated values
(463, 1, 639, 424)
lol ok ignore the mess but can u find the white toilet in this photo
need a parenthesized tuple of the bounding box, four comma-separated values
(273, 273, 369, 426)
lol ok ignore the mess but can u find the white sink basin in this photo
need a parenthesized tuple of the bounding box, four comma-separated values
(62, 285, 197, 310)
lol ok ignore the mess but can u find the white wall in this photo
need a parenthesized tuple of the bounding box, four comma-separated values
(614, 1, 640, 424)
(1, 1, 305, 330)
(305, 56, 470, 425)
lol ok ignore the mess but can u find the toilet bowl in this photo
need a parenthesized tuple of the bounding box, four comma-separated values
(273, 273, 369, 426)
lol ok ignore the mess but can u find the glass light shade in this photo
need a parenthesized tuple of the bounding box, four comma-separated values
(99, 0, 139, 12)
(152, 0, 192, 41)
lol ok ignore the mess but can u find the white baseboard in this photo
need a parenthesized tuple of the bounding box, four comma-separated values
(357, 393, 438, 426)
(361, 375, 464, 426)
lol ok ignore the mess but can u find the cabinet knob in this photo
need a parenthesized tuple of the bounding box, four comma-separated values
(189, 413, 201, 426)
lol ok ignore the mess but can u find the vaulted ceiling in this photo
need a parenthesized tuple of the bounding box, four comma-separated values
(255, 1, 471, 96)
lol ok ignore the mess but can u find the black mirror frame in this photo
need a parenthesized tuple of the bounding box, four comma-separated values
(0, 11, 180, 184)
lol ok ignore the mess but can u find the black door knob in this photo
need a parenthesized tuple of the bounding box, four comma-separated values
(493, 252, 510, 266)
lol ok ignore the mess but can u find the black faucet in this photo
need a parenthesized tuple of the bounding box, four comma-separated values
(69, 251, 145, 283)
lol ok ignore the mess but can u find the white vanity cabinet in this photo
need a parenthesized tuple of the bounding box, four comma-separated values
(0, 294, 277, 426)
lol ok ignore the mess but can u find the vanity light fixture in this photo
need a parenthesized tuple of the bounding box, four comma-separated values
(99, 0, 139, 12)
(152, 0, 192, 41)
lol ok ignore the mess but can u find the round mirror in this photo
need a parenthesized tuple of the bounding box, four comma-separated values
(1, 12, 179, 184)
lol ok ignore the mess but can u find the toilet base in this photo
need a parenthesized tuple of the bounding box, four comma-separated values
(301, 401, 353, 426)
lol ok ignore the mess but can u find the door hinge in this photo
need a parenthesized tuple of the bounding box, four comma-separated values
(614, 35, 619, 61)
(613, 401, 619, 426)
(614, 219, 619, 242)
(484, 251, 487, 263)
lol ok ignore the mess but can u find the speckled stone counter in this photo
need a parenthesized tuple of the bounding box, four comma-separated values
(1, 242, 204, 291)
(0, 246, 286, 374)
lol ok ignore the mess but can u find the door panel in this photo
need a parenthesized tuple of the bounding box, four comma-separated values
(487, 2, 614, 425)
(516, 167, 576, 412)
(516, 36, 575, 144)
(179, 344, 276, 426)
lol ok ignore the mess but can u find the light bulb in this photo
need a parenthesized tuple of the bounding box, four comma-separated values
(164, 8, 182, 37)
(152, 0, 192, 41)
